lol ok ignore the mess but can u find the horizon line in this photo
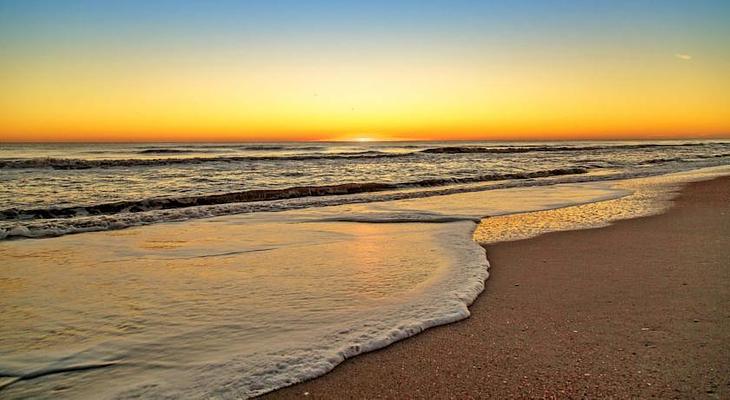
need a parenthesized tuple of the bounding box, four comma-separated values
(3, 136, 730, 144)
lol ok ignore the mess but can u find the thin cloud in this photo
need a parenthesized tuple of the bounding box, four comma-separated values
(675, 53, 692, 60)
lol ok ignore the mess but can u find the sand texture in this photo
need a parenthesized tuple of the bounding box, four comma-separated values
(266, 177, 730, 399)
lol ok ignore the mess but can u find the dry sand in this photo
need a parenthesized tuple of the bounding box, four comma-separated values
(266, 177, 730, 399)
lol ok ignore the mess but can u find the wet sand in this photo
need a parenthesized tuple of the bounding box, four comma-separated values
(266, 176, 730, 399)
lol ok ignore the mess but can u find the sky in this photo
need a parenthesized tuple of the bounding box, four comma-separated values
(1, 0, 729, 142)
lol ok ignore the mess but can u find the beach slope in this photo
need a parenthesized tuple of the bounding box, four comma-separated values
(266, 177, 730, 398)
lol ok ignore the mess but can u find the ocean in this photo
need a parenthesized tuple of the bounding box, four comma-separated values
(1, 140, 729, 239)
(1, 141, 729, 398)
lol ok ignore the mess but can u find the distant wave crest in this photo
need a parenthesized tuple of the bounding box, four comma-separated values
(419, 142, 717, 154)
(0, 151, 408, 170)
(5, 142, 727, 170)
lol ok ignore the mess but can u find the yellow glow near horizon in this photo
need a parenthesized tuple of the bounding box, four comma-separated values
(1, 43, 729, 142)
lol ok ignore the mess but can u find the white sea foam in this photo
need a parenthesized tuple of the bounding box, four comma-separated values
(0, 216, 490, 399)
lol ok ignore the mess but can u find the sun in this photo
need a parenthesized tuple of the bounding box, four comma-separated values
(333, 133, 382, 142)
(332, 133, 398, 142)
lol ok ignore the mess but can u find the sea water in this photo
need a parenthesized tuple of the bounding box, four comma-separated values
(1, 141, 729, 398)
(2, 140, 729, 239)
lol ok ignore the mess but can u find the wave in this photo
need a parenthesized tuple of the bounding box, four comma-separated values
(4, 142, 727, 170)
(236, 145, 325, 151)
(0, 361, 119, 391)
(136, 148, 201, 154)
(419, 142, 723, 154)
(4, 162, 730, 241)
(166, 144, 326, 151)
(0, 151, 408, 170)
(79, 145, 314, 155)
(639, 153, 730, 165)
(134, 144, 328, 152)
(0, 167, 588, 221)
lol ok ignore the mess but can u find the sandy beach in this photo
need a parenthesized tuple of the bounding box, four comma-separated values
(266, 176, 730, 399)
(4, 2, 730, 398)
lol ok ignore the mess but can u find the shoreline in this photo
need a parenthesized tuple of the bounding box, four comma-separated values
(2, 169, 728, 398)
(265, 176, 730, 398)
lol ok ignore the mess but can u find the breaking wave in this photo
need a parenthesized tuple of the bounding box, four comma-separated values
(0, 151, 408, 170)
(136, 149, 203, 154)
(419, 142, 722, 154)
(5, 142, 727, 170)
(1, 167, 588, 221)
(639, 153, 730, 165)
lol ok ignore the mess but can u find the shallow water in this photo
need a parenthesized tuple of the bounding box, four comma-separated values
(474, 167, 728, 244)
(0, 177, 633, 398)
